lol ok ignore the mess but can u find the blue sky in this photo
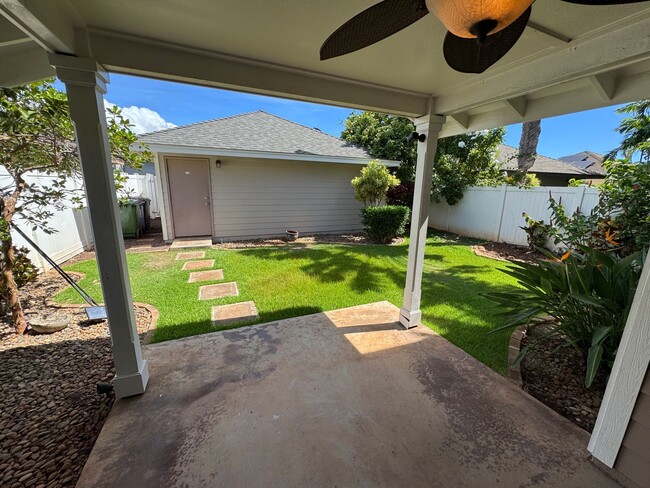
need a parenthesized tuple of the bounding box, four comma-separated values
(97, 74, 626, 160)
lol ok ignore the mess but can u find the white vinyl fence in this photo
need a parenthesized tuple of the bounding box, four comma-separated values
(122, 173, 160, 217)
(2, 169, 160, 271)
(429, 185, 600, 247)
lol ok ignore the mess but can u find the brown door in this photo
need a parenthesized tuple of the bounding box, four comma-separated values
(166, 157, 212, 237)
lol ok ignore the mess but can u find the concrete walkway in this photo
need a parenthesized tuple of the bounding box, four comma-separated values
(77, 302, 621, 488)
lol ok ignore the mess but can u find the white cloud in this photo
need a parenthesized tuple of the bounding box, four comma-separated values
(105, 101, 176, 134)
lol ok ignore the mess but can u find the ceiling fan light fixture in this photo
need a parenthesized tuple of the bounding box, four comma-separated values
(426, 0, 535, 38)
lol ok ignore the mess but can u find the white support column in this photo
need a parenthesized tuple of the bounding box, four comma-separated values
(588, 258, 650, 467)
(400, 112, 446, 329)
(49, 54, 149, 398)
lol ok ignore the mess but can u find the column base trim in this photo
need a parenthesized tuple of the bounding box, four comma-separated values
(113, 359, 149, 398)
(399, 308, 421, 330)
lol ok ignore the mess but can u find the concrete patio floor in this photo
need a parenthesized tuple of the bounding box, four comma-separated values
(77, 302, 622, 488)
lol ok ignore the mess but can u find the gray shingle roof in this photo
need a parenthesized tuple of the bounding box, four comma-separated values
(559, 151, 607, 176)
(497, 145, 597, 176)
(139, 110, 373, 160)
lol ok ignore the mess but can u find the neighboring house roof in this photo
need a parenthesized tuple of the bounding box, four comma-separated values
(139, 110, 395, 165)
(558, 151, 607, 176)
(497, 144, 597, 176)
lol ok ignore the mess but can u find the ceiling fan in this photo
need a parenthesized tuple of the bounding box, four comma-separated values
(320, 0, 648, 74)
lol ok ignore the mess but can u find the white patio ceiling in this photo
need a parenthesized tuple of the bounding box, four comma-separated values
(1, 0, 649, 136)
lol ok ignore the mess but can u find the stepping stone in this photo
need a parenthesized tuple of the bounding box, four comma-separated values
(211, 301, 259, 326)
(182, 259, 215, 271)
(199, 282, 239, 300)
(188, 269, 224, 283)
(170, 238, 212, 249)
(176, 251, 206, 261)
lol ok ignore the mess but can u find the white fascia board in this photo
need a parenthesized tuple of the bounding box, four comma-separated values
(87, 29, 429, 118)
(144, 143, 400, 167)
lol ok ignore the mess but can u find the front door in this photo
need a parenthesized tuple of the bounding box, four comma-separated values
(166, 157, 212, 237)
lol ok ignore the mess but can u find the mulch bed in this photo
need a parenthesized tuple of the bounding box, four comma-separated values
(0, 272, 153, 488)
(520, 324, 607, 433)
(214, 232, 404, 249)
(473, 241, 545, 264)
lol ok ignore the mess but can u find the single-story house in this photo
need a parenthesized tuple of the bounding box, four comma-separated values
(139, 111, 396, 242)
(497, 144, 602, 186)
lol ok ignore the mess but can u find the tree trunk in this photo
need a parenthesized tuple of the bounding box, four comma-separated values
(515, 120, 542, 185)
(1, 178, 28, 335)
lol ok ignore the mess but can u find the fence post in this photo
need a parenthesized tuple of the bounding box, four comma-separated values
(496, 185, 509, 243)
(577, 185, 587, 212)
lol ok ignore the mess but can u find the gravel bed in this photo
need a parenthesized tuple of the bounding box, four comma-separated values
(0, 272, 152, 488)
(520, 325, 606, 432)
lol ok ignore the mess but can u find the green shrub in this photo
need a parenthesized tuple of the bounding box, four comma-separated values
(361, 205, 410, 243)
(600, 160, 650, 251)
(0, 245, 38, 315)
(351, 160, 400, 207)
(484, 247, 644, 387)
(520, 213, 552, 250)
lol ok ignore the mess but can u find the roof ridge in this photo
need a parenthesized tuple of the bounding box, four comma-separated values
(138, 110, 263, 137)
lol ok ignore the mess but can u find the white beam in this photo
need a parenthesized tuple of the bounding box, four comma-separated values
(526, 21, 572, 47)
(0, 43, 53, 86)
(449, 112, 470, 130)
(86, 29, 430, 118)
(0, 0, 78, 53)
(503, 97, 528, 119)
(588, 73, 617, 101)
(400, 107, 445, 329)
(589, 259, 650, 467)
(49, 53, 149, 398)
(434, 13, 650, 114)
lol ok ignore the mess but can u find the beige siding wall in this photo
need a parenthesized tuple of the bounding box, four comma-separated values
(158, 154, 364, 241)
(211, 157, 363, 240)
(615, 368, 650, 487)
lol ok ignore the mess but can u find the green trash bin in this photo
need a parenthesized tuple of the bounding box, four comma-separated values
(120, 200, 141, 238)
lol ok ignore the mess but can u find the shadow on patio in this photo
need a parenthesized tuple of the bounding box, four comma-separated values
(76, 302, 620, 488)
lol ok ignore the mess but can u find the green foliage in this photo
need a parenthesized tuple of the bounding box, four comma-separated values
(505, 172, 540, 188)
(351, 160, 400, 207)
(567, 178, 594, 188)
(520, 213, 552, 249)
(543, 161, 650, 255)
(484, 247, 644, 387)
(361, 205, 410, 243)
(341, 111, 506, 205)
(0, 79, 151, 230)
(431, 128, 506, 205)
(608, 100, 650, 163)
(341, 112, 417, 182)
(599, 160, 650, 251)
(0, 220, 37, 314)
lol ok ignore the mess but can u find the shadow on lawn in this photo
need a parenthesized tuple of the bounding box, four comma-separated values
(239, 242, 516, 331)
(237, 244, 411, 293)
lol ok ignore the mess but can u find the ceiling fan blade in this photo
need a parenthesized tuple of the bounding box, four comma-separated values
(320, 0, 429, 60)
(443, 6, 531, 74)
(561, 0, 648, 4)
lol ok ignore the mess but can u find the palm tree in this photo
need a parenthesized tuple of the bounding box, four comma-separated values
(515, 120, 541, 185)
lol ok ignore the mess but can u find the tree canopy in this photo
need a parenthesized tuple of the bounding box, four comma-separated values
(341, 111, 505, 205)
(608, 99, 650, 163)
(0, 79, 150, 334)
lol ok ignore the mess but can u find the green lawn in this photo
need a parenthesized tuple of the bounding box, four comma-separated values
(56, 233, 519, 374)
